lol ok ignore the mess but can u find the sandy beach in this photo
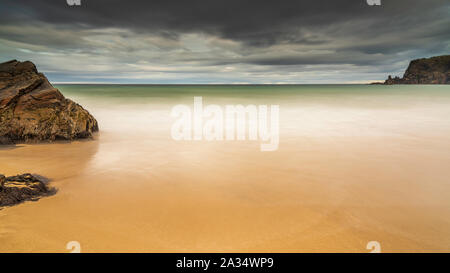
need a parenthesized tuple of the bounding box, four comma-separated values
(1, 84, 450, 252)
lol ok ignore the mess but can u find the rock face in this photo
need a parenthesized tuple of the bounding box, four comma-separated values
(0, 60, 98, 144)
(0, 173, 56, 208)
(383, 55, 450, 85)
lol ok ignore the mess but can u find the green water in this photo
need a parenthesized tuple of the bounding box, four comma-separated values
(55, 84, 450, 113)
(56, 84, 450, 99)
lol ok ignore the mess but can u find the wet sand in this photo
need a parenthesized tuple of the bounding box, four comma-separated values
(1, 85, 450, 252)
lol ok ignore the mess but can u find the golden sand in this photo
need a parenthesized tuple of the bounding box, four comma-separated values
(1, 91, 450, 252)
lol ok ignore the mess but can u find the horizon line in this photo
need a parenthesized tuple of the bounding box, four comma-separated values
(53, 82, 380, 85)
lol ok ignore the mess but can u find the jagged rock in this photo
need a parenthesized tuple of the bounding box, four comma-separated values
(0, 60, 98, 144)
(0, 173, 56, 208)
(381, 55, 450, 85)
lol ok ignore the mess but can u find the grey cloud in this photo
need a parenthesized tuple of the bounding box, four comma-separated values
(0, 0, 449, 83)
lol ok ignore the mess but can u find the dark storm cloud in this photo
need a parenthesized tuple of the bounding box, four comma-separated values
(0, 0, 449, 83)
(2, 0, 448, 45)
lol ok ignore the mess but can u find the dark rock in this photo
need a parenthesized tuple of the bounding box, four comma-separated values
(0, 60, 99, 144)
(379, 55, 450, 85)
(0, 173, 56, 208)
(0, 174, 5, 189)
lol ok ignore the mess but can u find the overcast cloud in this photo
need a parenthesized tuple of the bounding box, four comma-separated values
(0, 0, 449, 83)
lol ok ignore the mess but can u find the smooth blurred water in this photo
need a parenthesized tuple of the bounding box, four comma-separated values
(56, 84, 450, 102)
(56, 84, 450, 138)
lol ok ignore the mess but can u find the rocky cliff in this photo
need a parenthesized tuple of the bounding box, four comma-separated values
(0, 60, 98, 144)
(383, 55, 450, 85)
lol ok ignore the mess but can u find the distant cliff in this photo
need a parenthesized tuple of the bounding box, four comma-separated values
(381, 55, 450, 85)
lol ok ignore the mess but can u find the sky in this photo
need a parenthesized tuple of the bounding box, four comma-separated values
(0, 0, 449, 84)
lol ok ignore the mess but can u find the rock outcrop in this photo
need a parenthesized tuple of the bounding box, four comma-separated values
(0, 173, 56, 208)
(0, 60, 98, 144)
(382, 55, 450, 85)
